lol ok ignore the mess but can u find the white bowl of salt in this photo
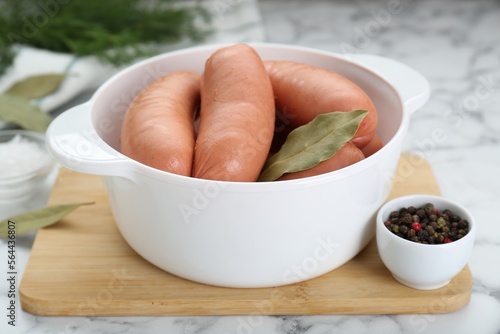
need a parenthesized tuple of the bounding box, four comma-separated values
(0, 130, 59, 220)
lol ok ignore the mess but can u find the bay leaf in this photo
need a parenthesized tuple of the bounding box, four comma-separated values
(258, 110, 368, 182)
(4, 74, 66, 100)
(0, 202, 94, 237)
(0, 94, 53, 132)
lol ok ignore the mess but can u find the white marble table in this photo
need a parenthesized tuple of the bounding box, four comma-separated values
(1, 0, 500, 333)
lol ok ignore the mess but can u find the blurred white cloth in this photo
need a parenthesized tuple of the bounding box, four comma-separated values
(0, 47, 118, 113)
(0, 0, 265, 121)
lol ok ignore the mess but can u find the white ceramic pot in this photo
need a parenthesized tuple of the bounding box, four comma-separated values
(46, 43, 430, 288)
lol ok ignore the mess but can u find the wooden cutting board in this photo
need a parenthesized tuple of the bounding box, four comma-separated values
(20, 154, 472, 316)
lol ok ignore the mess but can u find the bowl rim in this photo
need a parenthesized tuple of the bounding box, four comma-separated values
(376, 194, 476, 248)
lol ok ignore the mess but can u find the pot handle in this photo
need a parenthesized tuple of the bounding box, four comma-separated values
(349, 54, 430, 115)
(46, 102, 136, 180)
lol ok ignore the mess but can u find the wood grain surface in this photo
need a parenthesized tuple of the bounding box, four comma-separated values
(19, 154, 472, 316)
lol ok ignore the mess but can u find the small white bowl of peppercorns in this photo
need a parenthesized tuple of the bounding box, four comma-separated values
(376, 194, 476, 290)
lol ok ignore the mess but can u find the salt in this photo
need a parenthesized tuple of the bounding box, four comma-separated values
(0, 132, 59, 220)
(0, 134, 52, 179)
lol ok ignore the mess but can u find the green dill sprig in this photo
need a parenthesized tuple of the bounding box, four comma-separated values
(0, 0, 212, 76)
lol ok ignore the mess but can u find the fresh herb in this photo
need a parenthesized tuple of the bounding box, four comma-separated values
(4, 73, 66, 100)
(0, 30, 16, 76)
(0, 94, 53, 132)
(0, 202, 94, 237)
(0, 74, 67, 132)
(258, 110, 368, 182)
(0, 0, 212, 76)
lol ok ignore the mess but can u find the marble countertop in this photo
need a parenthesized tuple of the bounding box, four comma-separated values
(1, 0, 500, 333)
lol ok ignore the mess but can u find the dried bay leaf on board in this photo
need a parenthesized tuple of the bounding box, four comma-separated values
(258, 110, 368, 182)
(0, 202, 94, 237)
(0, 94, 53, 132)
(4, 74, 66, 100)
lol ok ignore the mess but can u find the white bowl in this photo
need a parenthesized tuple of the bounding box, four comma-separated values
(46, 43, 430, 288)
(376, 194, 476, 290)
